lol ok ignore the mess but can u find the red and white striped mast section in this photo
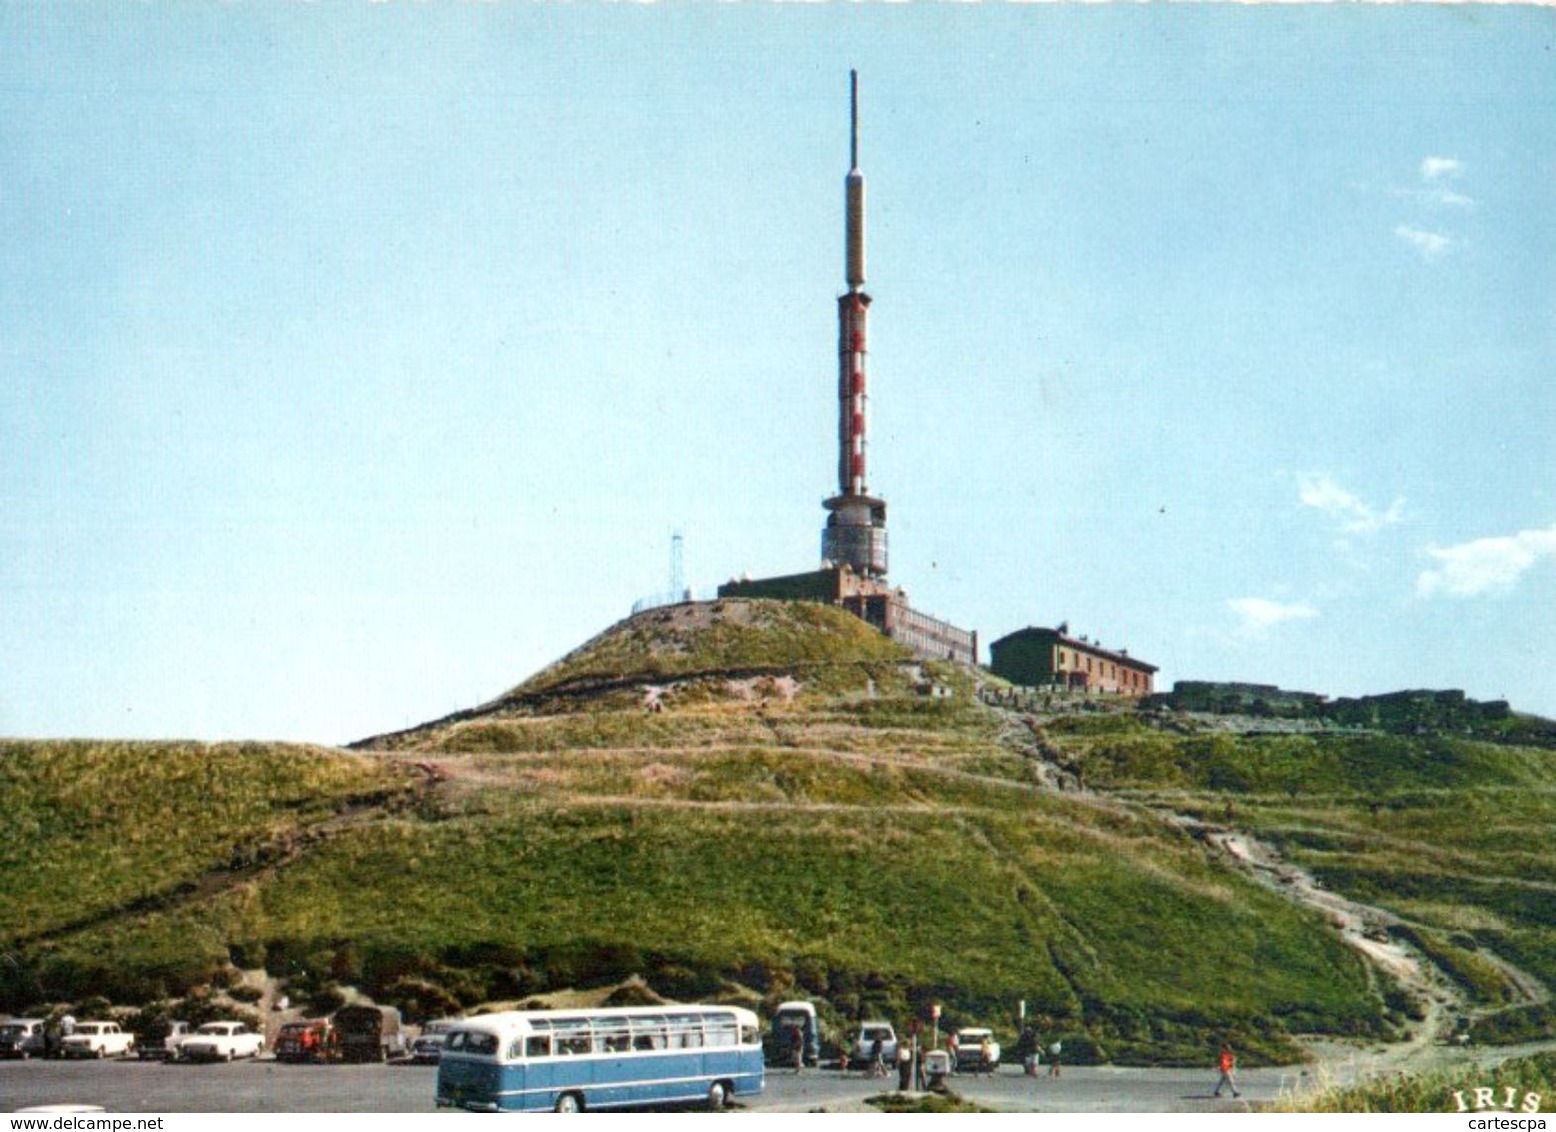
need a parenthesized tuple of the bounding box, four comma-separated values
(822, 70, 889, 580)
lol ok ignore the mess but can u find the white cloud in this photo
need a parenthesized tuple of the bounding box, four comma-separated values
(1298, 473, 1405, 534)
(1417, 524, 1556, 598)
(1400, 223, 1456, 256)
(1393, 186, 1476, 209)
(1227, 597, 1319, 638)
(1426, 187, 1475, 209)
(1395, 225, 1456, 259)
(1394, 158, 1469, 257)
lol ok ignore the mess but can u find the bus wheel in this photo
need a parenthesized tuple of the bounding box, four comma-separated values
(706, 1081, 728, 1111)
(554, 1093, 582, 1114)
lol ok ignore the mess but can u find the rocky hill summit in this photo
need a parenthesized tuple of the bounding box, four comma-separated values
(4, 598, 1554, 1069)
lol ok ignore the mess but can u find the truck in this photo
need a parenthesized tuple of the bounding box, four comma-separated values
(332, 1005, 405, 1063)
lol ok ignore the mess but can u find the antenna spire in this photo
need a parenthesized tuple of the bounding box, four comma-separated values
(850, 69, 859, 170)
(845, 71, 866, 290)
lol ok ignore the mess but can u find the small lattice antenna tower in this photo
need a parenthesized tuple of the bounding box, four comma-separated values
(669, 531, 686, 600)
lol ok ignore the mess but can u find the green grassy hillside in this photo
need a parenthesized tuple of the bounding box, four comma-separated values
(1042, 712, 1556, 1043)
(4, 600, 1551, 1068)
(0, 739, 413, 1000)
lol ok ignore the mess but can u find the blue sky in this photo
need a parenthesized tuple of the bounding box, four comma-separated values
(3, 5, 1553, 743)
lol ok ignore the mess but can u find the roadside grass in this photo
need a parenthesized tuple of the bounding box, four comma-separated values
(1286, 1051, 1556, 1112)
(867, 1090, 992, 1113)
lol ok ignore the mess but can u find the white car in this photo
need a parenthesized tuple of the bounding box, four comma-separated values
(60, 1022, 135, 1059)
(953, 1027, 1001, 1072)
(180, 1021, 265, 1062)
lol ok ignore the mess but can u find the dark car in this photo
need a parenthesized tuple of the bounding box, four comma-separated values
(410, 1019, 459, 1065)
(0, 1019, 47, 1059)
(275, 1019, 337, 1063)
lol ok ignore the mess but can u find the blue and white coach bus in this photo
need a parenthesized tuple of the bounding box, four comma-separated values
(435, 1004, 765, 1112)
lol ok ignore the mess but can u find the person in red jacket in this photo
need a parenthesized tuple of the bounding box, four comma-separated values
(1213, 1043, 1240, 1098)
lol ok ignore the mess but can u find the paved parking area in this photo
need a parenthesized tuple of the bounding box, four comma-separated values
(4, 1059, 1308, 1113)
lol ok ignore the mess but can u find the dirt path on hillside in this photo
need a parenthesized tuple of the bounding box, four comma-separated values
(975, 700, 1556, 1088)
(1177, 817, 1459, 1064)
(1163, 813, 1556, 1090)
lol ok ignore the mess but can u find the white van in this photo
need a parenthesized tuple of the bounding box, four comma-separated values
(852, 1021, 898, 1066)
(770, 1001, 819, 1067)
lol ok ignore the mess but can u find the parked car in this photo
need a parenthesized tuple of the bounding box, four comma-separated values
(852, 1021, 898, 1067)
(60, 1022, 135, 1060)
(769, 1001, 820, 1068)
(137, 1019, 193, 1061)
(332, 1005, 405, 1063)
(410, 1019, 459, 1065)
(180, 1021, 264, 1062)
(953, 1027, 1001, 1073)
(275, 1019, 337, 1063)
(0, 1019, 48, 1059)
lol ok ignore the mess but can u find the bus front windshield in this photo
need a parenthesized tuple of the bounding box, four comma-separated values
(446, 1030, 500, 1056)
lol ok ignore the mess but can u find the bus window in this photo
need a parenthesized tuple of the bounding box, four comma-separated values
(554, 1020, 591, 1056)
(524, 1035, 550, 1058)
(630, 1018, 666, 1051)
(447, 1031, 499, 1056)
(706, 1014, 737, 1048)
(740, 1023, 760, 1046)
(596, 1018, 631, 1053)
(667, 1015, 702, 1049)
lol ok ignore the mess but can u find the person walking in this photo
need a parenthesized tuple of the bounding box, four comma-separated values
(1213, 1043, 1240, 1098)
(946, 1030, 959, 1075)
(790, 1023, 805, 1075)
(871, 1035, 886, 1078)
(896, 1043, 913, 1091)
(1048, 1037, 1062, 1078)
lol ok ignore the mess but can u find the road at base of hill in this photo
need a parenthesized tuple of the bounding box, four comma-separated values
(5, 1059, 1495, 1114)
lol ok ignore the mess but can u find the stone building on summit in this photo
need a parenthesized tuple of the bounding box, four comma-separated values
(988, 625, 1157, 697)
